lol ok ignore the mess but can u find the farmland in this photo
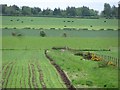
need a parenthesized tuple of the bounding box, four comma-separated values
(1, 16, 119, 89)
(2, 50, 66, 88)
(1, 16, 118, 30)
(47, 49, 118, 88)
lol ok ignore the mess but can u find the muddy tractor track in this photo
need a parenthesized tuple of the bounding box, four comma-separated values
(36, 63, 46, 89)
(45, 49, 76, 90)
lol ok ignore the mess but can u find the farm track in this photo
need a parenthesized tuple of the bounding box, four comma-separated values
(20, 66, 24, 88)
(15, 64, 20, 88)
(45, 50, 76, 90)
(9, 64, 16, 88)
(2, 62, 13, 86)
(2, 62, 13, 75)
(20, 66, 23, 88)
(36, 63, 46, 89)
(20, 66, 27, 88)
(28, 64, 32, 88)
(30, 64, 38, 88)
(2, 62, 15, 88)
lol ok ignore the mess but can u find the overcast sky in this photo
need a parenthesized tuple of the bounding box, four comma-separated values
(0, 0, 119, 12)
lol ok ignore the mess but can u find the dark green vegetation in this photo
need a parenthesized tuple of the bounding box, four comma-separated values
(1, 16, 119, 89)
(0, 3, 118, 19)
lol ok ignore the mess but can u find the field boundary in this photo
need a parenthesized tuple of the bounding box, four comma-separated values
(44, 49, 76, 90)
(52, 46, 111, 51)
(52, 46, 119, 67)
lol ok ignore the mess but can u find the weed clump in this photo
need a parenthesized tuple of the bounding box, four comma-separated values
(86, 81, 93, 86)
(17, 19, 19, 21)
(4, 27, 8, 29)
(98, 60, 108, 68)
(50, 28, 55, 30)
(40, 30, 46, 37)
(99, 28, 104, 30)
(13, 27, 16, 29)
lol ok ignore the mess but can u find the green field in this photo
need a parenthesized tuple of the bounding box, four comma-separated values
(2, 29, 118, 37)
(2, 37, 118, 49)
(2, 50, 66, 88)
(47, 50, 118, 88)
(1, 16, 119, 89)
(1, 16, 118, 30)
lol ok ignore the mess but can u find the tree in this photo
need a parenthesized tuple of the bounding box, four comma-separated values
(22, 6, 31, 16)
(53, 8, 61, 16)
(4, 6, 15, 15)
(61, 10, 67, 17)
(66, 6, 76, 16)
(119, 3, 120, 19)
(0, 4, 100, 17)
(103, 3, 111, 18)
(111, 5, 118, 18)
(40, 30, 46, 37)
(42, 8, 53, 16)
(81, 6, 90, 16)
(0, 4, 7, 15)
(31, 7, 41, 15)
(76, 7, 82, 16)
(89, 9, 98, 16)
(63, 33, 67, 37)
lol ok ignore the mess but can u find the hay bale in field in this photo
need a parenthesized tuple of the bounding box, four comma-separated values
(24, 27, 31, 29)
(50, 28, 55, 30)
(11, 32, 16, 36)
(99, 28, 104, 30)
(82, 28, 88, 30)
(17, 33, 22, 36)
(39, 28, 43, 30)
(17, 19, 19, 21)
(4, 27, 8, 29)
(63, 33, 67, 37)
(13, 27, 16, 29)
(106, 28, 114, 31)
(90, 25, 93, 27)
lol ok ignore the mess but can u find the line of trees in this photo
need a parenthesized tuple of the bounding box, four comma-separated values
(0, 3, 118, 18)
(101, 3, 118, 18)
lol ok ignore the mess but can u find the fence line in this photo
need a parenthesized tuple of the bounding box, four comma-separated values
(95, 53, 119, 66)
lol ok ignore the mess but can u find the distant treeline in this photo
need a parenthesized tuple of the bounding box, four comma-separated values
(0, 3, 119, 18)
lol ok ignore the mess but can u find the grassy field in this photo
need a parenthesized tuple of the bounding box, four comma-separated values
(2, 36, 118, 88)
(2, 50, 66, 88)
(1, 16, 119, 89)
(2, 29, 118, 37)
(47, 50, 118, 88)
(2, 37, 118, 49)
(1, 16, 118, 30)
